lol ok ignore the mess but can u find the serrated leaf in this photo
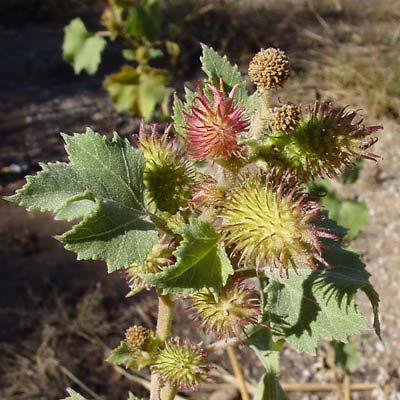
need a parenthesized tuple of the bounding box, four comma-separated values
(7, 129, 158, 272)
(61, 388, 87, 400)
(200, 44, 253, 112)
(172, 87, 196, 140)
(266, 242, 379, 353)
(63, 18, 106, 75)
(62, 130, 146, 209)
(60, 199, 156, 272)
(144, 219, 234, 294)
(200, 43, 243, 89)
(59, 129, 157, 271)
(6, 162, 86, 213)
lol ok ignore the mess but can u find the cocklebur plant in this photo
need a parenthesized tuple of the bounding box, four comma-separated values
(7, 45, 382, 400)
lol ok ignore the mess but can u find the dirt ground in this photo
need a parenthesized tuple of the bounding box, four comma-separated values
(1, 1, 400, 399)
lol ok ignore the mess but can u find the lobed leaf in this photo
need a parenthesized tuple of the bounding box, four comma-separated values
(104, 65, 168, 120)
(6, 129, 158, 272)
(266, 241, 380, 354)
(5, 162, 85, 214)
(144, 219, 234, 294)
(200, 44, 257, 113)
(60, 199, 157, 272)
(63, 18, 106, 75)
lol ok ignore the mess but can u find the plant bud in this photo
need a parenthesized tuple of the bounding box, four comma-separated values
(125, 325, 150, 351)
(268, 103, 301, 133)
(190, 280, 260, 338)
(220, 173, 336, 275)
(139, 123, 195, 214)
(126, 242, 174, 294)
(248, 48, 290, 90)
(185, 83, 249, 160)
(154, 338, 209, 390)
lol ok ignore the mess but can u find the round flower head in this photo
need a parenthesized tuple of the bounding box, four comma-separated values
(154, 338, 209, 390)
(268, 103, 301, 133)
(185, 83, 249, 160)
(248, 48, 290, 90)
(125, 325, 150, 351)
(189, 280, 260, 338)
(220, 173, 335, 275)
(257, 102, 382, 180)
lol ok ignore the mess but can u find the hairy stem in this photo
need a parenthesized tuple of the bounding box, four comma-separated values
(249, 91, 270, 139)
(150, 292, 176, 400)
(160, 384, 178, 400)
(226, 345, 250, 400)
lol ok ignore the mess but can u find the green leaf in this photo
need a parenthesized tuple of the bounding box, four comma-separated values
(200, 44, 254, 112)
(246, 328, 287, 400)
(342, 159, 363, 185)
(107, 341, 136, 368)
(62, 130, 147, 210)
(7, 129, 158, 272)
(144, 219, 234, 294)
(266, 242, 380, 353)
(104, 65, 141, 114)
(63, 18, 106, 75)
(55, 192, 96, 221)
(123, 1, 161, 41)
(61, 388, 87, 400)
(107, 340, 154, 370)
(60, 199, 156, 272)
(309, 180, 368, 239)
(104, 65, 168, 120)
(253, 374, 288, 400)
(5, 162, 85, 213)
(331, 341, 361, 371)
(138, 69, 168, 120)
(172, 87, 196, 140)
(59, 129, 157, 271)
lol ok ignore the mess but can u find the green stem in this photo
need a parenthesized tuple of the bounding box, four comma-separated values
(150, 292, 176, 400)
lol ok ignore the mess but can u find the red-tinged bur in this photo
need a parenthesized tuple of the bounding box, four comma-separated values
(185, 83, 250, 160)
(189, 280, 260, 339)
(153, 338, 209, 391)
(220, 173, 336, 275)
(190, 175, 226, 209)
